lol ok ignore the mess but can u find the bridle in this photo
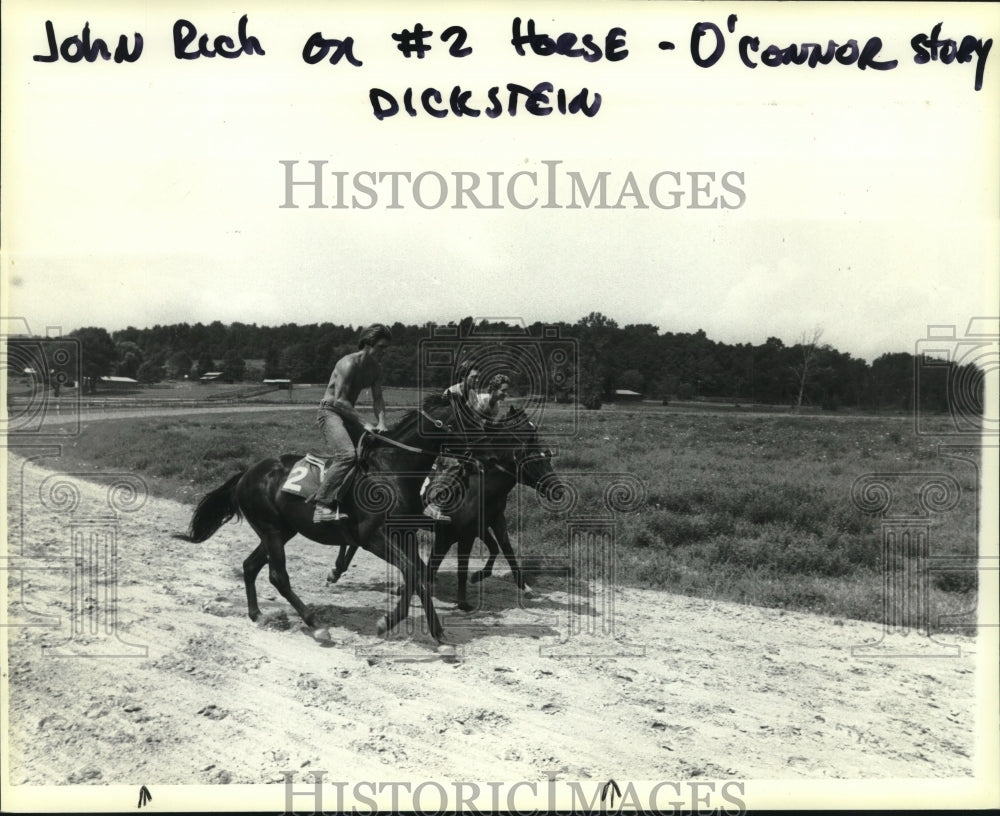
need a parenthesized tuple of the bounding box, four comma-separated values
(418, 406, 455, 433)
(462, 419, 554, 480)
(363, 401, 552, 479)
(359, 404, 464, 457)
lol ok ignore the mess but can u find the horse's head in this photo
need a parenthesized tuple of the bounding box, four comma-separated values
(483, 405, 564, 499)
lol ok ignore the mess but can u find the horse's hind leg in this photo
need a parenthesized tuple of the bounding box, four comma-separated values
(327, 544, 358, 585)
(243, 543, 268, 621)
(262, 532, 316, 628)
(426, 526, 456, 593)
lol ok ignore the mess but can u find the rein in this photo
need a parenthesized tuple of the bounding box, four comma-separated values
(490, 460, 518, 478)
(363, 406, 541, 479)
(363, 430, 434, 456)
(361, 408, 463, 458)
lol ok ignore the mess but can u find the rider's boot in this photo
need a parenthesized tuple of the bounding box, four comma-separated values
(423, 504, 451, 523)
(313, 502, 349, 523)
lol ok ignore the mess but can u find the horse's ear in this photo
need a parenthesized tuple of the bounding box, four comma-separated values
(507, 405, 516, 416)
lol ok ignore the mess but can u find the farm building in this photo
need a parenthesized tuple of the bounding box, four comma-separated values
(98, 376, 139, 390)
(611, 389, 644, 402)
(199, 371, 223, 383)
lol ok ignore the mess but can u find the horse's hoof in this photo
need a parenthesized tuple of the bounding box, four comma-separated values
(457, 601, 475, 613)
(376, 616, 389, 637)
(435, 643, 457, 658)
(248, 610, 261, 622)
(522, 584, 534, 596)
(469, 571, 486, 585)
(326, 570, 341, 585)
(312, 627, 331, 642)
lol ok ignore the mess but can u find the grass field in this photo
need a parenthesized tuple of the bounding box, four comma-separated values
(37, 405, 980, 633)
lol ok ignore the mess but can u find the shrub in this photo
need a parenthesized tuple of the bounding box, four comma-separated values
(932, 570, 977, 593)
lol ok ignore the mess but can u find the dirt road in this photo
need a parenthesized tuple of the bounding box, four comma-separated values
(3, 455, 983, 800)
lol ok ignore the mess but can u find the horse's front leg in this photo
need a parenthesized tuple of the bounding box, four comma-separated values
(470, 527, 499, 585)
(456, 538, 476, 612)
(426, 522, 455, 591)
(493, 512, 531, 594)
(368, 529, 447, 646)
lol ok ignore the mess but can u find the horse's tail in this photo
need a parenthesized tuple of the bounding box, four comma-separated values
(173, 470, 245, 543)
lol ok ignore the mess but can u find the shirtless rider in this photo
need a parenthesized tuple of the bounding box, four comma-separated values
(309, 324, 391, 523)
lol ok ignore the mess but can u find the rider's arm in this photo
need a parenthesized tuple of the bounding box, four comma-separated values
(331, 360, 372, 430)
(371, 380, 387, 431)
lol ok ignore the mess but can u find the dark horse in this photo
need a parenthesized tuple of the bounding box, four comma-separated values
(176, 394, 494, 649)
(329, 406, 562, 611)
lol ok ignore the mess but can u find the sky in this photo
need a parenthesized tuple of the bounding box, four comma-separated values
(2, 1, 998, 364)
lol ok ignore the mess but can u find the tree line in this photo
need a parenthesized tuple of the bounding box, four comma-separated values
(4, 314, 982, 414)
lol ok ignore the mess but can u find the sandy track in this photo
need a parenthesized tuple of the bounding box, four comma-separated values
(4, 455, 980, 790)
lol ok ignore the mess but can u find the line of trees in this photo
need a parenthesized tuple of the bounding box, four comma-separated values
(3, 315, 983, 414)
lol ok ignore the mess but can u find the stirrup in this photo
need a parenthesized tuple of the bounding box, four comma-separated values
(423, 504, 451, 523)
(313, 504, 349, 523)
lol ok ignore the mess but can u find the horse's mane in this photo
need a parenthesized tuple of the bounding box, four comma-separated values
(381, 395, 539, 447)
(422, 392, 453, 411)
(484, 405, 538, 439)
(384, 392, 452, 437)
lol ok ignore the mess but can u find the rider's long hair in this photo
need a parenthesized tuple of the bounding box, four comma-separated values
(358, 323, 392, 349)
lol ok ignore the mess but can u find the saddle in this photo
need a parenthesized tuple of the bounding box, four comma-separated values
(280, 453, 331, 498)
(280, 434, 380, 498)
